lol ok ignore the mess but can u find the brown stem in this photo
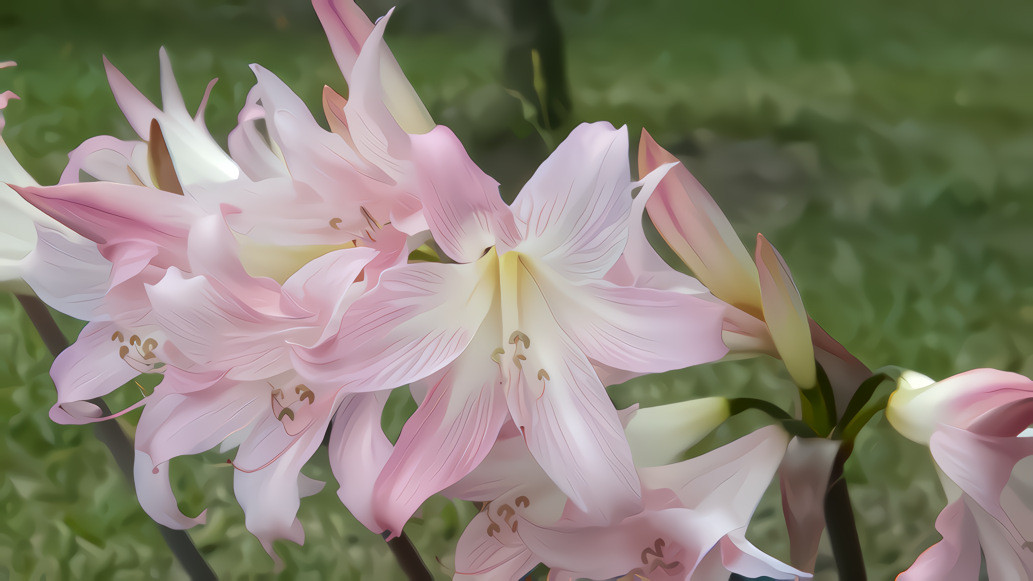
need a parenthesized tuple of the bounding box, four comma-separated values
(15, 294, 216, 581)
(382, 531, 433, 581)
(824, 442, 866, 581)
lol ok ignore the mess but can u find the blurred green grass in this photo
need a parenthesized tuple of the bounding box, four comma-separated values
(3, 0, 1033, 578)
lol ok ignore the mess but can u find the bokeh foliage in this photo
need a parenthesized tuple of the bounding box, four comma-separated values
(3, 0, 1032, 578)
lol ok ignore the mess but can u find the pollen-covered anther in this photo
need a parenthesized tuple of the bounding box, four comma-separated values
(490, 347, 505, 364)
(537, 369, 550, 381)
(329, 217, 343, 230)
(295, 384, 315, 404)
(508, 330, 530, 349)
(277, 407, 295, 421)
(512, 353, 526, 368)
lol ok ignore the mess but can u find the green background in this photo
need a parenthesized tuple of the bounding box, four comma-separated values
(2, 0, 1030, 578)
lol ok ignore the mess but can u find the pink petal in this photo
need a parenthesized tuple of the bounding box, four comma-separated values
(778, 436, 840, 573)
(373, 331, 510, 535)
(533, 266, 728, 374)
(410, 125, 518, 262)
(312, 0, 373, 79)
(226, 87, 289, 181)
(640, 129, 761, 310)
(342, 9, 413, 175)
(453, 511, 538, 579)
(292, 260, 493, 392)
(714, 533, 807, 580)
(755, 234, 815, 388)
(231, 409, 331, 561)
(517, 512, 669, 579)
(13, 181, 198, 271)
(103, 55, 160, 140)
(317, 2, 433, 134)
(607, 162, 710, 294)
(931, 426, 1033, 543)
(134, 376, 267, 466)
(145, 267, 297, 379)
(968, 495, 1033, 579)
(49, 321, 142, 424)
(104, 50, 237, 185)
(327, 391, 392, 532)
(897, 499, 981, 581)
(507, 271, 641, 523)
(511, 122, 633, 278)
(281, 245, 379, 345)
(640, 426, 789, 520)
(21, 224, 111, 320)
(133, 450, 207, 529)
(60, 135, 147, 185)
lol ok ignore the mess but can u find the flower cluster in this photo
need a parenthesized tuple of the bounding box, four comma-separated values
(3, 1, 1032, 579)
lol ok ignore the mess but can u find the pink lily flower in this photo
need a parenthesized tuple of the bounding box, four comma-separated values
(887, 369, 1033, 580)
(12, 0, 464, 560)
(445, 413, 805, 581)
(637, 129, 870, 399)
(295, 122, 730, 535)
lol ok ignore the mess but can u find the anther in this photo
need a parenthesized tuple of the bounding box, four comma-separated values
(490, 348, 505, 363)
(537, 369, 550, 381)
(508, 331, 530, 348)
(295, 384, 315, 404)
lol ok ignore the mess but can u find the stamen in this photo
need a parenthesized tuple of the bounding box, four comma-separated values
(295, 384, 315, 404)
(141, 338, 158, 360)
(329, 217, 343, 230)
(508, 331, 530, 348)
(537, 369, 550, 381)
(360, 205, 382, 230)
(490, 348, 505, 363)
(111, 331, 124, 342)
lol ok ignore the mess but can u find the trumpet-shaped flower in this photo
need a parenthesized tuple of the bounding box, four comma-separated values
(445, 411, 804, 581)
(13, 0, 464, 560)
(638, 129, 869, 399)
(295, 122, 729, 535)
(887, 369, 1033, 580)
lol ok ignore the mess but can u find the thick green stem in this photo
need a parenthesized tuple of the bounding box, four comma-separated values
(16, 294, 216, 581)
(824, 442, 866, 581)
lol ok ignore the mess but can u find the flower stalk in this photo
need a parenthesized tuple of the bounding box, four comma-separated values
(824, 441, 866, 581)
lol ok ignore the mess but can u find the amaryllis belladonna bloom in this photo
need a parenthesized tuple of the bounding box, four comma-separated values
(888, 369, 1033, 580)
(445, 403, 804, 581)
(294, 122, 730, 535)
